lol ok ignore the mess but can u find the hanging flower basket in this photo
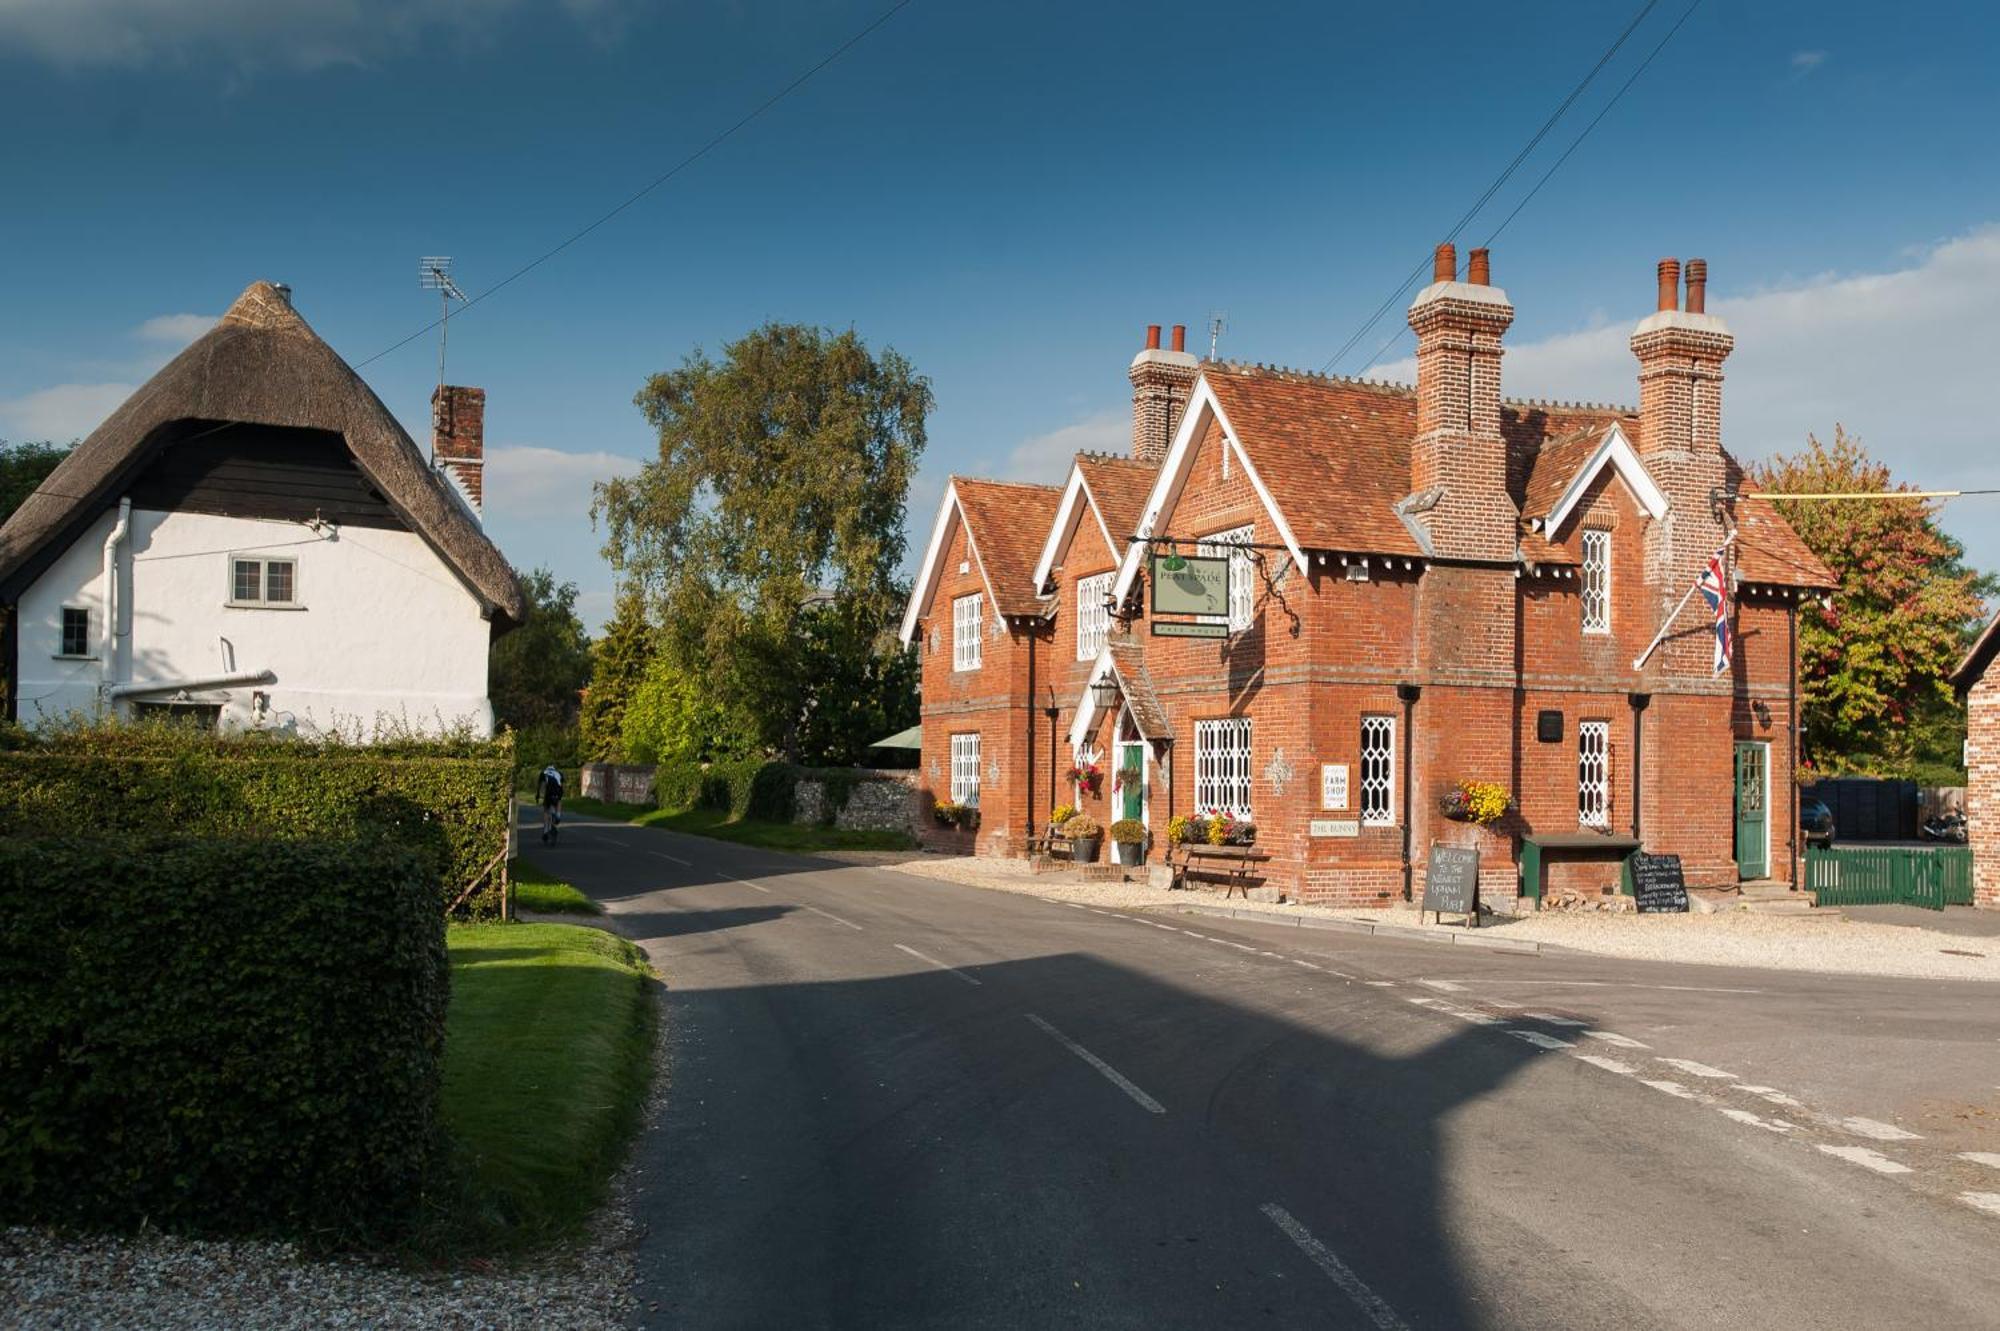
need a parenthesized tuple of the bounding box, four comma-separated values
(1067, 762, 1104, 797)
(1438, 780, 1511, 825)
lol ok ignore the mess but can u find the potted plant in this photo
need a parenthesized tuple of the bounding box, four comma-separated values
(1063, 812, 1103, 863)
(1066, 761, 1105, 797)
(1202, 810, 1257, 846)
(1050, 802, 1078, 831)
(1438, 779, 1511, 825)
(1109, 818, 1147, 865)
(932, 801, 980, 832)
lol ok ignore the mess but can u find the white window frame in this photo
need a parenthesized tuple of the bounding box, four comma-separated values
(1194, 717, 1253, 819)
(952, 593, 983, 671)
(1076, 572, 1113, 661)
(228, 554, 302, 609)
(950, 732, 982, 806)
(56, 604, 93, 659)
(1578, 720, 1610, 828)
(1360, 714, 1396, 827)
(1580, 529, 1611, 634)
(1197, 524, 1255, 632)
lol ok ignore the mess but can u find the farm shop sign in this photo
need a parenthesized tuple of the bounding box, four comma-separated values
(1150, 552, 1230, 616)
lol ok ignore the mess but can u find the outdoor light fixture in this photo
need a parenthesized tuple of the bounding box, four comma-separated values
(1091, 675, 1121, 711)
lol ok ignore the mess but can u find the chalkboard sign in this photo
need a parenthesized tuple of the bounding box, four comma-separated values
(1630, 852, 1689, 913)
(1422, 844, 1480, 926)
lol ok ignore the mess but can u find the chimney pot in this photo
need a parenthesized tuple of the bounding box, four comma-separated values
(1685, 259, 1708, 313)
(1170, 324, 1186, 353)
(1432, 243, 1457, 284)
(1467, 248, 1491, 285)
(1145, 324, 1162, 351)
(1656, 258, 1681, 313)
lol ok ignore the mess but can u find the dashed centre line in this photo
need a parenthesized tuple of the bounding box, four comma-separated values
(893, 943, 981, 987)
(1259, 1204, 1410, 1331)
(1025, 1014, 1166, 1116)
(1840, 1117, 1921, 1142)
(1581, 1030, 1648, 1049)
(1575, 1054, 1637, 1076)
(801, 903, 864, 931)
(649, 850, 692, 867)
(1657, 1058, 1737, 1080)
(1819, 1145, 1913, 1176)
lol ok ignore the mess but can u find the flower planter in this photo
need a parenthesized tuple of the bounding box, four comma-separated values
(1071, 835, 1102, 864)
(1113, 839, 1145, 866)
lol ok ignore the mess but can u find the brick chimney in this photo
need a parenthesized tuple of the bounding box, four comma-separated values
(1405, 242, 1517, 561)
(431, 385, 486, 518)
(1128, 323, 1198, 464)
(1630, 257, 1735, 672)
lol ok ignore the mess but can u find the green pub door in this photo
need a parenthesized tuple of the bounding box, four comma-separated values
(1734, 742, 1769, 880)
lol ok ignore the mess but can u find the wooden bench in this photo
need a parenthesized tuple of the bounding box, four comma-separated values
(1168, 843, 1273, 898)
(1027, 824, 1076, 861)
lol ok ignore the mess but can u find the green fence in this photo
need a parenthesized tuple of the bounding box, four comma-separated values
(1804, 846, 1973, 911)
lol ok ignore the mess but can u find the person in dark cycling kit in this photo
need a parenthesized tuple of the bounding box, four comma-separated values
(537, 764, 564, 843)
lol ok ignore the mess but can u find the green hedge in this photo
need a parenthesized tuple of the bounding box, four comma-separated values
(649, 759, 865, 825)
(0, 726, 513, 916)
(0, 837, 448, 1242)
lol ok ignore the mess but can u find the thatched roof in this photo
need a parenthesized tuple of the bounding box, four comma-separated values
(0, 282, 526, 631)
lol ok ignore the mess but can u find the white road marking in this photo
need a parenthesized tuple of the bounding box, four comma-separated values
(1960, 1192, 2000, 1218)
(893, 943, 981, 987)
(1521, 1012, 1586, 1025)
(715, 870, 772, 894)
(1958, 1152, 2000, 1170)
(1418, 978, 1466, 993)
(1735, 1085, 1808, 1110)
(650, 850, 692, 867)
(1582, 1030, 1648, 1049)
(1719, 1108, 1795, 1134)
(1293, 959, 1323, 971)
(1574, 1054, 1637, 1076)
(1024, 1014, 1166, 1115)
(801, 903, 863, 931)
(1840, 1117, 1921, 1142)
(1818, 1145, 1913, 1175)
(1259, 1203, 1410, 1331)
(1365, 980, 1398, 988)
(1180, 929, 1207, 937)
(1642, 1079, 1699, 1100)
(1469, 980, 1763, 994)
(1508, 1030, 1575, 1051)
(1658, 1059, 1737, 1080)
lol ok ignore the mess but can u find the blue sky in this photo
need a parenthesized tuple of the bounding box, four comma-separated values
(4, 0, 1997, 628)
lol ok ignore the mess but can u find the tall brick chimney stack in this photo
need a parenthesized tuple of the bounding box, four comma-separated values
(1630, 256, 1735, 672)
(1129, 322, 1198, 464)
(1405, 242, 1517, 561)
(431, 385, 487, 520)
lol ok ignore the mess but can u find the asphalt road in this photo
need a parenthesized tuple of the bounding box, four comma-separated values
(523, 813, 2000, 1330)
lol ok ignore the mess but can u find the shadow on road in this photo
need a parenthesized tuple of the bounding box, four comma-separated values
(614, 905, 797, 939)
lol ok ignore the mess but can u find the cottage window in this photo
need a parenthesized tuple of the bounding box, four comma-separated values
(58, 606, 91, 658)
(1076, 573, 1113, 660)
(952, 593, 982, 671)
(1581, 530, 1611, 634)
(1194, 717, 1253, 818)
(1578, 720, 1610, 827)
(1360, 714, 1396, 826)
(230, 556, 299, 608)
(1197, 525, 1255, 632)
(950, 732, 981, 806)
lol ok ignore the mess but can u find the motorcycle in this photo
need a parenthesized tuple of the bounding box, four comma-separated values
(1920, 810, 1968, 843)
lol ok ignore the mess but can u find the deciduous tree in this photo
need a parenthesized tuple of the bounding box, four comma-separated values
(488, 567, 591, 732)
(578, 587, 654, 761)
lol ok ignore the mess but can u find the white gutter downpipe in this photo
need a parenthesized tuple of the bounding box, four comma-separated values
(100, 498, 131, 699)
(109, 669, 275, 702)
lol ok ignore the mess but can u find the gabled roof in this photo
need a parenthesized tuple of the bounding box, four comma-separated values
(0, 282, 527, 630)
(1067, 635, 1170, 752)
(898, 476, 1061, 643)
(1953, 613, 2000, 694)
(1030, 452, 1155, 590)
(1524, 420, 1669, 537)
(1732, 485, 1838, 590)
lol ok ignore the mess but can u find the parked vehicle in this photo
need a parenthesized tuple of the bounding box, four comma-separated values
(1799, 797, 1835, 850)
(1921, 809, 1968, 843)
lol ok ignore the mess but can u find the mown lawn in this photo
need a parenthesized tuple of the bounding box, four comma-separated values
(509, 856, 599, 915)
(564, 796, 915, 853)
(434, 922, 652, 1254)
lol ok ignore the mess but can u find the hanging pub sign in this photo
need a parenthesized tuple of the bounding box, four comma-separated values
(1152, 621, 1227, 639)
(1150, 552, 1230, 617)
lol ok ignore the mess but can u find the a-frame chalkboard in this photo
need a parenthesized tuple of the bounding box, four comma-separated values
(1421, 845, 1480, 927)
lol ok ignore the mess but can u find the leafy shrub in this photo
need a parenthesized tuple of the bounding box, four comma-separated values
(1109, 818, 1146, 844)
(932, 800, 977, 829)
(512, 721, 580, 792)
(0, 723, 513, 916)
(1168, 813, 1200, 845)
(1061, 813, 1101, 838)
(1051, 803, 1078, 827)
(0, 837, 447, 1242)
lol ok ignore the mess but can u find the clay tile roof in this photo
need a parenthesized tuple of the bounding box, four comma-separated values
(1953, 613, 2000, 692)
(1074, 454, 1156, 548)
(1106, 635, 1170, 740)
(954, 477, 1063, 617)
(1731, 482, 1838, 589)
(0, 281, 527, 631)
(1519, 424, 1611, 522)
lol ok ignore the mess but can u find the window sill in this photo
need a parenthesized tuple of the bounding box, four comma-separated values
(224, 602, 308, 611)
(52, 654, 98, 662)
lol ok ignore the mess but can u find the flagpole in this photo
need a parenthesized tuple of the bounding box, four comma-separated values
(1630, 531, 1737, 671)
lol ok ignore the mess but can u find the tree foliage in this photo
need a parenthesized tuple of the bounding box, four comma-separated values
(579, 587, 654, 762)
(489, 567, 592, 733)
(594, 323, 928, 763)
(0, 439, 69, 524)
(1752, 427, 1995, 777)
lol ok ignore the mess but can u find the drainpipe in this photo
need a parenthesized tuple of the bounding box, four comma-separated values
(110, 669, 276, 700)
(1026, 620, 1037, 848)
(1397, 683, 1421, 900)
(100, 498, 131, 702)
(1628, 692, 1650, 844)
(1789, 600, 1800, 891)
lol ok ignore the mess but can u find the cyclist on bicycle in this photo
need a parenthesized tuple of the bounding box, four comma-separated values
(536, 764, 565, 843)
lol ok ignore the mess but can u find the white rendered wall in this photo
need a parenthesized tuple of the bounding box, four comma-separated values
(14, 507, 495, 736)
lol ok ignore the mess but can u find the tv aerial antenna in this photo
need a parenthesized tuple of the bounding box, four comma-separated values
(1207, 311, 1228, 360)
(419, 257, 469, 391)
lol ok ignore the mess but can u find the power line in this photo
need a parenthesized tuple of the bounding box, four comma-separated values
(355, 0, 919, 370)
(1319, 0, 1661, 375)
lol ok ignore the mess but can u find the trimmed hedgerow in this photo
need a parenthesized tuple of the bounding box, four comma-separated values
(650, 759, 871, 827)
(0, 724, 513, 915)
(0, 837, 448, 1243)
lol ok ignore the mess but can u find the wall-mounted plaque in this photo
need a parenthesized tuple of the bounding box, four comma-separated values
(1310, 819, 1360, 838)
(1321, 763, 1350, 810)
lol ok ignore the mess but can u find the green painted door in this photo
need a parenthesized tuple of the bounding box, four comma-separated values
(1735, 742, 1769, 879)
(1118, 744, 1145, 823)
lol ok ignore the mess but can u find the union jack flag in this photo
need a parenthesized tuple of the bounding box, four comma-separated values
(1697, 548, 1732, 674)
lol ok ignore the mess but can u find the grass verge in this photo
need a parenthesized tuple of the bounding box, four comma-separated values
(565, 797, 915, 853)
(509, 855, 600, 915)
(433, 922, 653, 1255)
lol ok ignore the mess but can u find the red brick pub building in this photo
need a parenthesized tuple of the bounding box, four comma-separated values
(902, 250, 1833, 908)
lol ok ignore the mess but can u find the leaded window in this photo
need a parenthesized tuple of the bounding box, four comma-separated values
(950, 732, 982, 806)
(1578, 720, 1610, 827)
(1194, 717, 1253, 818)
(952, 593, 982, 671)
(1197, 525, 1255, 632)
(1581, 530, 1610, 634)
(1076, 572, 1112, 660)
(1360, 714, 1396, 826)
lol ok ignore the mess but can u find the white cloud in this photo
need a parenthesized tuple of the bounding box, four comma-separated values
(481, 443, 644, 522)
(0, 381, 133, 442)
(1374, 224, 2000, 568)
(1001, 410, 1127, 482)
(0, 0, 613, 72)
(1791, 49, 1828, 76)
(134, 313, 217, 344)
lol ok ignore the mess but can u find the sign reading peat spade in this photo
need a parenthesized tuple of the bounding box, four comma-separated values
(1150, 552, 1230, 617)
(1630, 852, 1688, 914)
(1422, 844, 1480, 926)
